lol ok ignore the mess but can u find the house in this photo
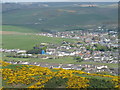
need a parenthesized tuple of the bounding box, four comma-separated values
(46, 49, 56, 55)
(20, 54, 32, 57)
(21, 62, 29, 65)
(96, 65, 108, 70)
(41, 50, 46, 54)
(17, 50, 26, 54)
(62, 66, 73, 70)
(72, 66, 82, 70)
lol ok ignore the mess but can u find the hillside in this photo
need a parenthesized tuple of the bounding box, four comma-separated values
(2, 2, 118, 33)
(2, 33, 75, 50)
(1, 61, 119, 88)
(2, 25, 38, 33)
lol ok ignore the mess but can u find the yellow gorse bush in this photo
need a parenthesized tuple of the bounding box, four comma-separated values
(66, 76, 89, 88)
(112, 76, 120, 88)
(0, 60, 11, 67)
(54, 69, 89, 88)
(28, 76, 52, 88)
(2, 63, 54, 88)
(1, 61, 119, 88)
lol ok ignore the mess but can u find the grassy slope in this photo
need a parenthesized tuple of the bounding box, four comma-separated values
(2, 6, 117, 32)
(2, 34, 75, 50)
(2, 25, 75, 50)
(2, 25, 38, 33)
(2, 64, 116, 88)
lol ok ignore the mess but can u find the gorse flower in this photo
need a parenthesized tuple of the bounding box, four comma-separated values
(0, 61, 11, 66)
(1, 61, 119, 88)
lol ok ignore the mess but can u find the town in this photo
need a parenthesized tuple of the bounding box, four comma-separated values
(1, 26, 119, 76)
(1, 1, 119, 89)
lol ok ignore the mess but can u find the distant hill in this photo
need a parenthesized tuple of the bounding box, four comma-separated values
(2, 2, 118, 32)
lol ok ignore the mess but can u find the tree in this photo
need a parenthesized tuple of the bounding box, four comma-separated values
(94, 44, 109, 51)
(81, 68, 85, 71)
(74, 56, 84, 62)
(26, 49, 42, 54)
(41, 46, 47, 52)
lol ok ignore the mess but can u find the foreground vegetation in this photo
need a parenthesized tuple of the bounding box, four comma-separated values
(1, 61, 120, 88)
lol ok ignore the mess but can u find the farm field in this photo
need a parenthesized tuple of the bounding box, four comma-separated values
(2, 25, 76, 50)
(2, 34, 75, 50)
(1, 61, 119, 88)
(2, 25, 39, 33)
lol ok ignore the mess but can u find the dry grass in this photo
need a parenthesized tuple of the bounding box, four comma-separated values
(0, 31, 23, 35)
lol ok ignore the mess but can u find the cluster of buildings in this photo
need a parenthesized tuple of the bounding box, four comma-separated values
(38, 29, 119, 64)
(2, 26, 119, 75)
(2, 28, 119, 64)
(0, 48, 26, 53)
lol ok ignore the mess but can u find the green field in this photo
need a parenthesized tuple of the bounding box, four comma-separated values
(2, 25, 76, 50)
(2, 34, 75, 50)
(2, 25, 38, 33)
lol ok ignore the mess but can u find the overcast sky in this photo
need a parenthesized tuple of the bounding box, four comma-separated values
(1, 0, 119, 2)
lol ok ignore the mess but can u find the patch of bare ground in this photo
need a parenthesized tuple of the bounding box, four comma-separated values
(0, 31, 24, 35)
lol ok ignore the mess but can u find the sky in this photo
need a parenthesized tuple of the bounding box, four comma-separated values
(1, 0, 119, 2)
